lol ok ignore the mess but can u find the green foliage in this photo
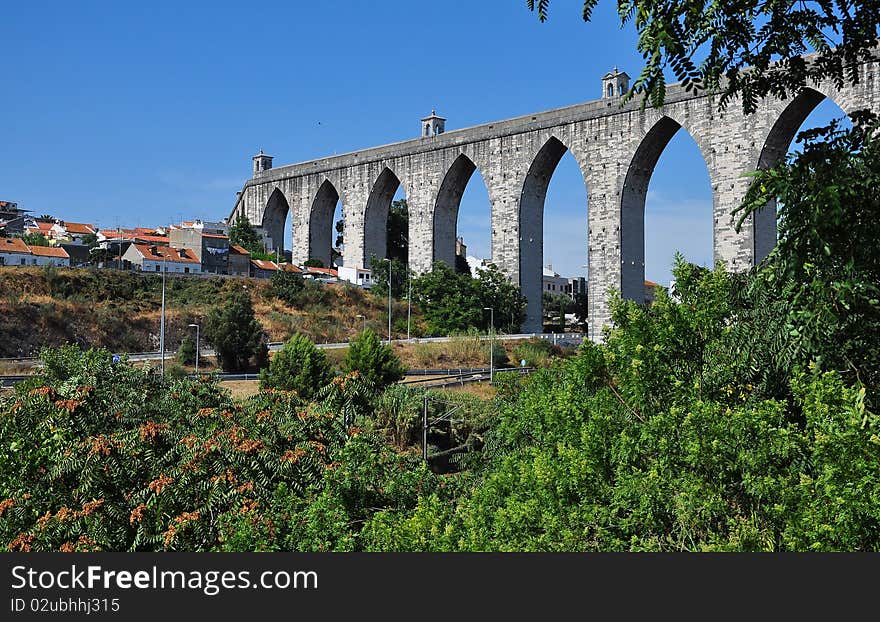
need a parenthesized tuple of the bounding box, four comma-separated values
(387, 199, 409, 263)
(18, 232, 50, 247)
(259, 334, 333, 399)
(342, 330, 406, 390)
(737, 115, 880, 407)
(303, 258, 325, 268)
(176, 335, 196, 366)
(0, 346, 437, 552)
(526, 0, 880, 113)
(228, 214, 264, 255)
(369, 256, 408, 299)
(267, 269, 305, 306)
(203, 289, 267, 372)
(411, 262, 525, 335)
(512, 338, 558, 368)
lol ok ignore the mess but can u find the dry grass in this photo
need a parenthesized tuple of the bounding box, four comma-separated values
(442, 381, 498, 400)
(220, 380, 261, 400)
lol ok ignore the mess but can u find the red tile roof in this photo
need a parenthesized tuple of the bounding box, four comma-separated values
(280, 264, 303, 273)
(229, 245, 250, 256)
(29, 245, 69, 258)
(132, 244, 200, 263)
(644, 280, 658, 288)
(28, 222, 55, 233)
(0, 237, 31, 254)
(61, 222, 96, 235)
(132, 235, 169, 244)
(250, 259, 279, 271)
(305, 266, 338, 277)
(201, 233, 229, 240)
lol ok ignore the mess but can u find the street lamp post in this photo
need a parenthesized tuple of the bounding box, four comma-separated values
(387, 259, 392, 344)
(188, 323, 200, 374)
(355, 314, 366, 333)
(483, 307, 494, 383)
(407, 268, 412, 341)
(160, 255, 167, 376)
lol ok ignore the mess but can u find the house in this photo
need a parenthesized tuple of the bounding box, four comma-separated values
(169, 227, 229, 275)
(303, 266, 339, 282)
(0, 201, 31, 235)
(338, 265, 374, 288)
(0, 237, 33, 266)
(542, 265, 569, 295)
(122, 244, 202, 274)
(250, 259, 279, 279)
(50, 221, 96, 245)
(228, 245, 251, 277)
(29, 245, 70, 267)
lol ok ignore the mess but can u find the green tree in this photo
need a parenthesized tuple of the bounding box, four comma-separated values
(18, 232, 49, 247)
(176, 334, 196, 366)
(476, 263, 527, 333)
(737, 114, 880, 406)
(228, 213, 264, 255)
(268, 269, 305, 306)
(259, 333, 333, 399)
(527, 1, 880, 112)
(342, 329, 406, 390)
(387, 199, 409, 263)
(369, 256, 408, 299)
(203, 289, 267, 372)
(411, 261, 482, 335)
(303, 258, 325, 268)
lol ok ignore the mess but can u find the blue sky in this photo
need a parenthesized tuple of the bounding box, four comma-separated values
(1, 0, 845, 284)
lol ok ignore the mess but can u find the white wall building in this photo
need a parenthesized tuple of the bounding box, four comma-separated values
(338, 265, 374, 288)
(29, 245, 70, 267)
(0, 237, 34, 266)
(123, 244, 202, 274)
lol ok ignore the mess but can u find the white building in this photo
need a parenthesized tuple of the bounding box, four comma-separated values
(0, 237, 34, 266)
(29, 245, 70, 267)
(123, 244, 202, 274)
(338, 265, 374, 288)
(543, 265, 570, 295)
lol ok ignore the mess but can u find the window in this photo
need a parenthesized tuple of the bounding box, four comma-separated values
(607, 84, 614, 97)
(155, 265, 160, 272)
(437, 126, 443, 134)
(20, 258, 26, 265)
(425, 124, 430, 136)
(184, 267, 189, 274)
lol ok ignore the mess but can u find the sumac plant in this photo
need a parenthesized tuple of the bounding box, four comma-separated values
(0, 346, 433, 551)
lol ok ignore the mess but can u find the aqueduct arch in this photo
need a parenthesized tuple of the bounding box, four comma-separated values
(231, 54, 880, 337)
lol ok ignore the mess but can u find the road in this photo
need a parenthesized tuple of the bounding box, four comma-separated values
(0, 332, 591, 368)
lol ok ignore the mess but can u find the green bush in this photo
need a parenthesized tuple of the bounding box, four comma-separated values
(203, 289, 267, 372)
(342, 330, 406, 390)
(268, 270, 305, 306)
(259, 334, 333, 399)
(176, 335, 196, 366)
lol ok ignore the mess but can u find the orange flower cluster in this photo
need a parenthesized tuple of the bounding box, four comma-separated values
(236, 481, 254, 494)
(90, 435, 112, 456)
(348, 427, 365, 436)
(174, 511, 200, 525)
(148, 474, 174, 495)
(58, 535, 99, 552)
(210, 469, 237, 485)
(0, 498, 14, 517)
(29, 386, 56, 398)
(138, 421, 169, 442)
(80, 499, 105, 516)
(129, 504, 147, 525)
(8, 532, 35, 552)
(308, 440, 327, 456)
(180, 434, 199, 449)
(54, 399, 81, 412)
(281, 448, 307, 463)
(239, 498, 259, 514)
(197, 407, 215, 417)
(36, 512, 52, 529)
(255, 410, 271, 422)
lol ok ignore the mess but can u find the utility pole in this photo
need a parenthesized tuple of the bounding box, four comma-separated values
(483, 307, 494, 383)
(160, 255, 167, 376)
(387, 259, 392, 344)
(422, 392, 428, 462)
(407, 267, 412, 340)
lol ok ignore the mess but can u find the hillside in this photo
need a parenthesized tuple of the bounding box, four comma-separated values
(0, 266, 425, 357)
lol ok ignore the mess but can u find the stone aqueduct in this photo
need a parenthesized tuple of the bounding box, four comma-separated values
(230, 59, 880, 336)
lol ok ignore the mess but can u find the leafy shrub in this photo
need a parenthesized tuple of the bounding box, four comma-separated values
(176, 335, 196, 366)
(268, 270, 305, 306)
(203, 290, 267, 372)
(259, 334, 333, 399)
(342, 330, 406, 390)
